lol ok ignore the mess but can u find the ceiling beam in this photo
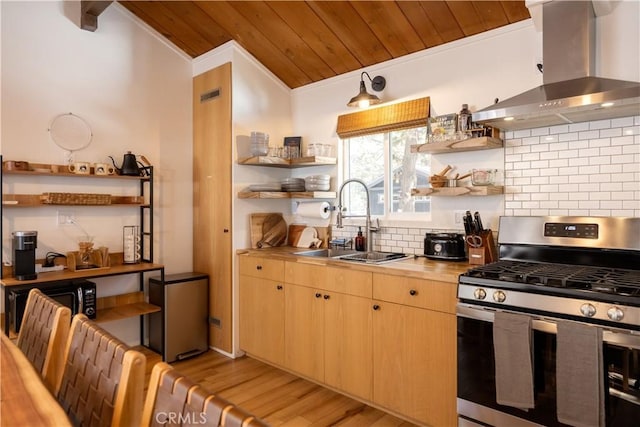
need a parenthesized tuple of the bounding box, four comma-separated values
(81, 1, 113, 32)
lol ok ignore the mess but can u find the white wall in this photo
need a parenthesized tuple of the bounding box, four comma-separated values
(1, 1, 193, 344)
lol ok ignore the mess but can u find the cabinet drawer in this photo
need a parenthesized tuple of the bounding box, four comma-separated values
(238, 256, 284, 281)
(372, 273, 456, 314)
(285, 263, 371, 298)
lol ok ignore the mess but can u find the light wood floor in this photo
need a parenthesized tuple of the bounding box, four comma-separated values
(142, 349, 418, 427)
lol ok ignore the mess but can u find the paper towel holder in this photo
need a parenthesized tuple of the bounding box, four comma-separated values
(295, 201, 333, 214)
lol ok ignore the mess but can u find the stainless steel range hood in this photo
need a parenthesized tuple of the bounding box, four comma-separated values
(473, 1, 640, 131)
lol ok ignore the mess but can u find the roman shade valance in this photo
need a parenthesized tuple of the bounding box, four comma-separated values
(336, 97, 430, 138)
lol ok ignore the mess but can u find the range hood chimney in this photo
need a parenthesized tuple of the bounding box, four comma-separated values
(473, 0, 640, 131)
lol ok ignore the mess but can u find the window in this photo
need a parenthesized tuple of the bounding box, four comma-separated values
(341, 126, 431, 220)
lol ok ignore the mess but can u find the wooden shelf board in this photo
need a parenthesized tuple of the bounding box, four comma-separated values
(410, 137, 503, 154)
(238, 156, 336, 168)
(2, 194, 147, 207)
(238, 191, 336, 199)
(3, 163, 149, 180)
(95, 302, 160, 324)
(1, 262, 164, 287)
(411, 185, 504, 196)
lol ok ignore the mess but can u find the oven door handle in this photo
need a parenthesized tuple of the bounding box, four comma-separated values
(457, 303, 640, 350)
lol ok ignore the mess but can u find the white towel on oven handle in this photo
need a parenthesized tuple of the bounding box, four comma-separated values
(556, 320, 605, 427)
(493, 311, 535, 410)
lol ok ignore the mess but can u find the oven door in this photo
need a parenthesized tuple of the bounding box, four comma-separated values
(457, 303, 640, 427)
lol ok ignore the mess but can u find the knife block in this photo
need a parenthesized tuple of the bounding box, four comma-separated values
(468, 230, 497, 265)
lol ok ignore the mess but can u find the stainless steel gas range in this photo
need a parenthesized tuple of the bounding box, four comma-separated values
(457, 216, 640, 427)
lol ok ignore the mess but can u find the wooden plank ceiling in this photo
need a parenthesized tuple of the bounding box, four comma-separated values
(118, 1, 530, 89)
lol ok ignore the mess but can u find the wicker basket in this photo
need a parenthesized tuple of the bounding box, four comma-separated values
(41, 192, 111, 205)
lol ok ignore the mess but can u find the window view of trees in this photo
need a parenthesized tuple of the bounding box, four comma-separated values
(342, 127, 430, 217)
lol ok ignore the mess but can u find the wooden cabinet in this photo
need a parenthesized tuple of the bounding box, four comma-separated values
(238, 256, 285, 365)
(284, 262, 373, 400)
(238, 255, 457, 425)
(372, 273, 457, 426)
(193, 63, 233, 352)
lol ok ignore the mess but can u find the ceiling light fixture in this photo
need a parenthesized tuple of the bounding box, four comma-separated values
(347, 71, 386, 108)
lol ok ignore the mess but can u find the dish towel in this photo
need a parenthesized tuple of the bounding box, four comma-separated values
(493, 311, 535, 410)
(556, 320, 605, 427)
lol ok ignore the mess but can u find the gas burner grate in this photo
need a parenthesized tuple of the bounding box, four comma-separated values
(464, 260, 640, 297)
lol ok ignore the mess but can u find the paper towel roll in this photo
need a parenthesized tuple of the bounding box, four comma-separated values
(296, 201, 331, 219)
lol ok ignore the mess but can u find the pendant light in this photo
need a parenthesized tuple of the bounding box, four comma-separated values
(347, 71, 386, 108)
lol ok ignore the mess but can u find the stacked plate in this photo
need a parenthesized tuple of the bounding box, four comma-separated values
(304, 174, 330, 191)
(281, 178, 305, 192)
(248, 183, 281, 192)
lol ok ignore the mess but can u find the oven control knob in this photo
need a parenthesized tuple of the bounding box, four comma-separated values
(580, 303, 596, 318)
(607, 307, 624, 322)
(493, 290, 506, 303)
(473, 288, 487, 300)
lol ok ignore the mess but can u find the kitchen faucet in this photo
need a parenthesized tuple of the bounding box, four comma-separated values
(336, 178, 379, 252)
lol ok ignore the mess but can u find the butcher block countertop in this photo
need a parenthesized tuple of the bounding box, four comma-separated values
(237, 246, 471, 284)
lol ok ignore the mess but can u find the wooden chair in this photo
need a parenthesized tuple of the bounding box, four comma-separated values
(141, 362, 268, 427)
(16, 288, 71, 394)
(55, 314, 146, 427)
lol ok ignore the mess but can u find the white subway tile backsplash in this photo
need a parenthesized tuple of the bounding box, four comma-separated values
(330, 117, 638, 254)
(570, 122, 591, 132)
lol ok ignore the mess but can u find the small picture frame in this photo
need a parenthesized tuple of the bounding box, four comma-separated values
(284, 136, 302, 158)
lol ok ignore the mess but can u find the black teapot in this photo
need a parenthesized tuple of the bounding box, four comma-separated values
(109, 151, 143, 176)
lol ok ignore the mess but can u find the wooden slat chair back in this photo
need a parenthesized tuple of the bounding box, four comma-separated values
(141, 362, 269, 427)
(56, 314, 145, 427)
(16, 288, 71, 393)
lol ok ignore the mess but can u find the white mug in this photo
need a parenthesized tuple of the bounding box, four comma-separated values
(94, 162, 115, 176)
(68, 161, 90, 174)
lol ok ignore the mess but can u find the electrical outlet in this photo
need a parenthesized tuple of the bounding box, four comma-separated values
(454, 210, 467, 224)
(57, 210, 76, 225)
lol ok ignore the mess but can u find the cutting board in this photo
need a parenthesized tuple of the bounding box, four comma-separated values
(250, 213, 287, 248)
(288, 224, 332, 248)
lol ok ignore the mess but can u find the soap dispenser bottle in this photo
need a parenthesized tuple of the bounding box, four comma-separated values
(355, 227, 366, 251)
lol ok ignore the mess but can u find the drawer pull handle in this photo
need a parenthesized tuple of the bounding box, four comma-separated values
(323, 294, 330, 300)
(315, 293, 322, 298)
(372, 304, 380, 311)
(256, 265, 262, 270)
(409, 289, 417, 296)
(276, 285, 283, 290)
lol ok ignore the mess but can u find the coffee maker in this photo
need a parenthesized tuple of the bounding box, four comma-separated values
(12, 231, 37, 280)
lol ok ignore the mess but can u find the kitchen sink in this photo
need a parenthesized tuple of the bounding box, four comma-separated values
(337, 251, 410, 264)
(294, 249, 410, 264)
(293, 248, 359, 258)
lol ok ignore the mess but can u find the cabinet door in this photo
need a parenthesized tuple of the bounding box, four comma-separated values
(193, 63, 232, 352)
(284, 283, 324, 382)
(239, 275, 285, 366)
(372, 301, 456, 427)
(324, 292, 372, 400)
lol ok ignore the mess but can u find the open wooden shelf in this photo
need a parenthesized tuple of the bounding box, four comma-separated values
(411, 185, 504, 197)
(238, 191, 336, 199)
(1, 262, 165, 287)
(238, 156, 336, 168)
(2, 194, 147, 207)
(2, 162, 150, 180)
(95, 291, 160, 324)
(410, 136, 503, 154)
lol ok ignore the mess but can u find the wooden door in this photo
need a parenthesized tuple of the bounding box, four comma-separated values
(284, 283, 324, 382)
(372, 301, 456, 426)
(193, 63, 232, 352)
(324, 292, 373, 400)
(238, 276, 285, 365)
